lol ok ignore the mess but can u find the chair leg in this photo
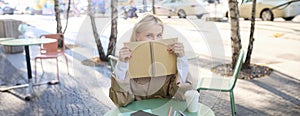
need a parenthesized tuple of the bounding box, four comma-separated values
(41, 59, 44, 74)
(230, 91, 236, 116)
(63, 54, 69, 75)
(56, 58, 59, 81)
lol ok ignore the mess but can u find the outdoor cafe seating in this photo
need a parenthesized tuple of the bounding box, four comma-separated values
(34, 33, 69, 83)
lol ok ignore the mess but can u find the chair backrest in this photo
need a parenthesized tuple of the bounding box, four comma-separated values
(229, 50, 244, 90)
(40, 33, 65, 53)
(108, 55, 118, 72)
(40, 38, 58, 54)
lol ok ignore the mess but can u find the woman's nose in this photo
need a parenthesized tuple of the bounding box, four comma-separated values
(153, 36, 159, 40)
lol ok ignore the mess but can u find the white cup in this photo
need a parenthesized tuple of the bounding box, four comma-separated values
(184, 90, 200, 112)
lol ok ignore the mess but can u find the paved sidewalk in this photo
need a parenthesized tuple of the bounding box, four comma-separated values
(1, 16, 300, 115)
(189, 56, 300, 116)
(1, 44, 299, 115)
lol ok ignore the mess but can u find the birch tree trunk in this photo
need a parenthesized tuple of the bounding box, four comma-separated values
(243, 0, 256, 69)
(106, 0, 118, 57)
(87, 0, 106, 61)
(63, 0, 71, 34)
(152, 0, 156, 14)
(228, 0, 242, 69)
(54, 0, 62, 33)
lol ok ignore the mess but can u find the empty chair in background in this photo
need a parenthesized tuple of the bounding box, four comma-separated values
(34, 33, 69, 83)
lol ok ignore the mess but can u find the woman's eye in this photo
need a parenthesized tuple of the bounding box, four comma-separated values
(146, 34, 152, 37)
(157, 34, 162, 38)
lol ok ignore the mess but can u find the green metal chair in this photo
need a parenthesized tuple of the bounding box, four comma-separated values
(108, 55, 118, 72)
(197, 50, 244, 116)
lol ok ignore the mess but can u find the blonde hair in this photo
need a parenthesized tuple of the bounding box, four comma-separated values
(130, 13, 164, 42)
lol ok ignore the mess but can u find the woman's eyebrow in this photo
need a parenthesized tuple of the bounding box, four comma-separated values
(147, 33, 154, 35)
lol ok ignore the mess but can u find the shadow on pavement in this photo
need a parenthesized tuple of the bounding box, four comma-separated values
(250, 70, 300, 106)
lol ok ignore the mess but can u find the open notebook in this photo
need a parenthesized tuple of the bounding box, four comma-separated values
(124, 38, 178, 78)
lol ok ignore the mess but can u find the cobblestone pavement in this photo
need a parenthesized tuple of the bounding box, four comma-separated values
(1, 16, 300, 116)
(1, 48, 299, 116)
(190, 56, 300, 116)
(0, 48, 112, 115)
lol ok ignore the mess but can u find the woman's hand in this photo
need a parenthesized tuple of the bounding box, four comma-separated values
(119, 46, 132, 62)
(168, 42, 185, 57)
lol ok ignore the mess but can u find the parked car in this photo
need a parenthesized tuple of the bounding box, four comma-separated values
(14, 6, 31, 14)
(154, 0, 209, 18)
(1, 4, 14, 15)
(206, 0, 220, 4)
(225, 0, 300, 21)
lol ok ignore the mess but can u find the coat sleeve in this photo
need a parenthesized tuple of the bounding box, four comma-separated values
(109, 73, 135, 106)
(169, 73, 193, 100)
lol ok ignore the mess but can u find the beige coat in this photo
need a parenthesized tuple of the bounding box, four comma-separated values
(109, 72, 193, 106)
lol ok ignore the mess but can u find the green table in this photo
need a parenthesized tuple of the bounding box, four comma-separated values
(0, 38, 14, 42)
(0, 38, 57, 101)
(104, 98, 215, 116)
(0, 38, 57, 46)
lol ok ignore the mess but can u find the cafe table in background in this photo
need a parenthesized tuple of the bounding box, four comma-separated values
(0, 38, 57, 101)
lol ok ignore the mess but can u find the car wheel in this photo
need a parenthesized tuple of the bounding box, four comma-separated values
(178, 9, 186, 18)
(283, 16, 294, 21)
(196, 13, 208, 19)
(244, 18, 250, 20)
(196, 15, 202, 19)
(260, 9, 274, 21)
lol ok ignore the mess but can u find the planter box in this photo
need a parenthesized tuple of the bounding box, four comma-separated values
(0, 19, 24, 54)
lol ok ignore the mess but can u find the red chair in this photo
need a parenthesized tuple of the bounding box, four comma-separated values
(34, 33, 69, 83)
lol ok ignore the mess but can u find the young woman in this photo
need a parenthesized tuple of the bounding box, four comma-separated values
(109, 14, 193, 106)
